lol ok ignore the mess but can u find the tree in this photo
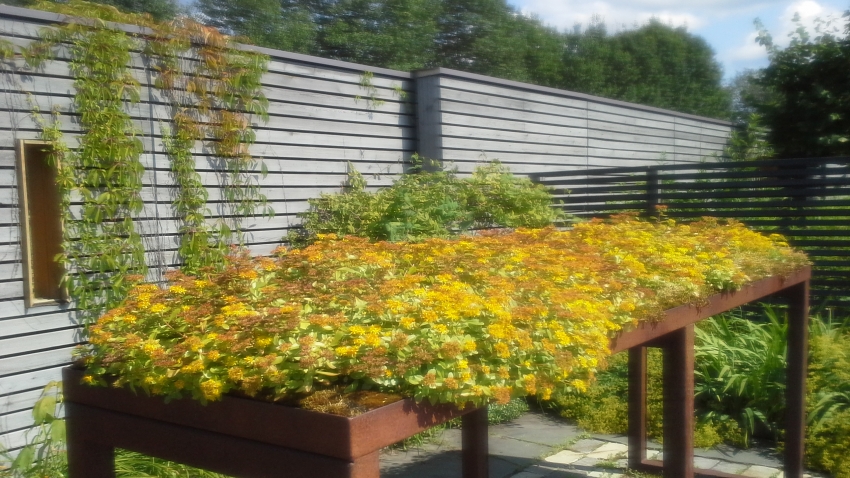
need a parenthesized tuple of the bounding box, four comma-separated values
(562, 19, 730, 119)
(751, 13, 850, 158)
(192, 0, 728, 119)
(196, 0, 317, 53)
(319, 0, 440, 71)
(6, 0, 182, 19)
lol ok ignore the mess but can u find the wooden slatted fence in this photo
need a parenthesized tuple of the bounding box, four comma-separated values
(531, 157, 850, 309)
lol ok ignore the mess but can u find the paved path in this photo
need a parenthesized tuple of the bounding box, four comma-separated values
(380, 412, 823, 478)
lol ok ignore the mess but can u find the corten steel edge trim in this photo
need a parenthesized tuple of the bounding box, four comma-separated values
(63, 368, 476, 462)
(616, 266, 811, 478)
(609, 266, 812, 354)
(65, 368, 490, 477)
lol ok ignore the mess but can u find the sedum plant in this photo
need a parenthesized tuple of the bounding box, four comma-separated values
(79, 216, 808, 409)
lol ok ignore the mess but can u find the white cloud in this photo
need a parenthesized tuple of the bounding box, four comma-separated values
(635, 11, 706, 30)
(515, 0, 781, 32)
(726, 31, 768, 61)
(774, 0, 845, 45)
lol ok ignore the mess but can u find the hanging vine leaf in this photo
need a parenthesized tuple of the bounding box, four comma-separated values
(24, 0, 271, 324)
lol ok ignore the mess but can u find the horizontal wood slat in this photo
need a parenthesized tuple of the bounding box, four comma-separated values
(535, 157, 850, 306)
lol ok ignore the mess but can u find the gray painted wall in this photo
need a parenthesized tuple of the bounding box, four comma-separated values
(415, 68, 731, 175)
(0, 5, 731, 458)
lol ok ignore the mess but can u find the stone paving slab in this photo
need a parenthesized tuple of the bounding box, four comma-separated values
(490, 412, 585, 447)
(379, 411, 825, 478)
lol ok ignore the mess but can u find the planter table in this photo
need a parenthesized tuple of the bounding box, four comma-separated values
(611, 265, 811, 478)
(63, 366, 487, 478)
(64, 266, 811, 478)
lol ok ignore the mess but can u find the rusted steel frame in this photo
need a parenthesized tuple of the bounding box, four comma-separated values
(619, 267, 811, 478)
(66, 402, 381, 478)
(661, 325, 695, 478)
(627, 346, 649, 470)
(63, 367, 483, 477)
(785, 280, 809, 478)
(610, 266, 811, 354)
(63, 368, 474, 462)
(462, 406, 489, 478)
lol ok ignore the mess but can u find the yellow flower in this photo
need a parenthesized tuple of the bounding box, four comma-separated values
(150, 303, 167, 313)
(239, 270, 258, 280)
(169, 285, 187, 295)
(200, 379, 223, 401)
(255, 336, 272, 347)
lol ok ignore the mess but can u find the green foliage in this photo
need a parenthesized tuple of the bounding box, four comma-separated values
(25, 6, 148, 322)
(1, 383, 66, 478)
(149, 17, 271, 273)
(751, 12, 850, 158)
(806, 408, 850, 478)
(693, 308, 789, 445)
(25, 0, 182, 21)
(725, 113, 774, 161)
(23, 1, 271, 320)
(197, 0, 319, 54)
(290, 159, 564, 245)
(487, 397, 529, 424)
(561, 19, 731, 119)
(194, 0, 729, 118)
(552, 349, 664, 442)
(805, 327, 850, 477)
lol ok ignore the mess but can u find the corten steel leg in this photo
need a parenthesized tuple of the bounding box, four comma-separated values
(462, 406, 489, 478)
(785, 280, 809, 478)
(628, 346, 649, 469)
(661, 325, 695, 478)
(66, 403, 116, 478)
(350, 451, 381, 478)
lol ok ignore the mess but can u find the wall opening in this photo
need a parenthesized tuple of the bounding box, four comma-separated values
(16, 140, 67, 307)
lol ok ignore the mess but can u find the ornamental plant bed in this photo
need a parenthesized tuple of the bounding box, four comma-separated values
(66, 216, 811, 477)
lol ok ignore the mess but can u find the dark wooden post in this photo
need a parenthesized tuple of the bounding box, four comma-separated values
(66, 403, 116, 478)
(628, 346, 648, 469)
(646, 167, 660, 217)
(462, 406, 489, 478)
(661, 325, 695, 478)
(785, 280, 809, 478)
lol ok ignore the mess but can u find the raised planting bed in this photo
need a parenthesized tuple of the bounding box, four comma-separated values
(64, 266, 811, 478)
(64, 366, 487, 478)
(65, 217, 813, 478)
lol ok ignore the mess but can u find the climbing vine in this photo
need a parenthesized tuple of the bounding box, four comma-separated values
(149, 18, 271, 272)
(21, 0, 271, 320)
(24, 8, 147, 323)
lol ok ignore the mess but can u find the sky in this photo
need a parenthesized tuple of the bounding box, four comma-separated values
(505, 0, 848, 83)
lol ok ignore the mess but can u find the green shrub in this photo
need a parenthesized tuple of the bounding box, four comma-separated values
(806, 408, 850, 478)
(290, 158, 565, 245)
(553, 349, 664, 441)
(488, 398, 530, 425)
(694, 308, 788, 445)
(805, 327, 850, 477)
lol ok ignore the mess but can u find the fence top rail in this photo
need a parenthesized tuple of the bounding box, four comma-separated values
(530, 157, 850, 180)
